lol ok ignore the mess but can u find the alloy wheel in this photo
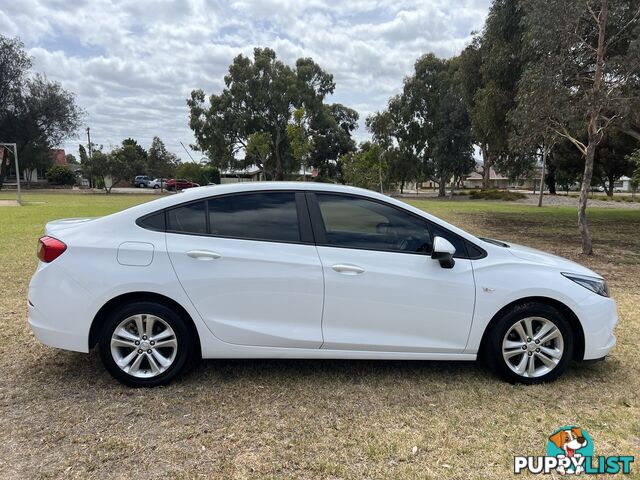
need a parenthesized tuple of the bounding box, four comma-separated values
(501, 316, 564, 378)
(110, 314, 178, 378)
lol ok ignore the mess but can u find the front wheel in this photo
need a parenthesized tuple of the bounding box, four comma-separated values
(483, 303, 574, 384)
(98, 301, 194, 387)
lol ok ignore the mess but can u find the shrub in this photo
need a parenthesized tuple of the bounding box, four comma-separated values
(469, 189, 526, 201)
(46, 165, 76, 186)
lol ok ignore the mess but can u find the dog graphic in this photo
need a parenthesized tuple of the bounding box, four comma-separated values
(549, 427, 588, 475)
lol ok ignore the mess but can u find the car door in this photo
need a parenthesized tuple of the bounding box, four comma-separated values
(308, 192, 477, 353)
(166, 191, 324, 348)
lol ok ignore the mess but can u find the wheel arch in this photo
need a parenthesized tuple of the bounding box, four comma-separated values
(89, 291, 202, 357)
(479, 296, 585, 362)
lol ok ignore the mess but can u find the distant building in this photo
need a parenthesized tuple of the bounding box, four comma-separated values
(3, 148, 69, 184)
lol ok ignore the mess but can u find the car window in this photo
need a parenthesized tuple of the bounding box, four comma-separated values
(166, 201, 206, 234)
(316, 193, 431, 253)
(208, 192, 300, 242)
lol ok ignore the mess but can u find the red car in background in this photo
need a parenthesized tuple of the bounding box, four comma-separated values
(166, 179, 200, 191)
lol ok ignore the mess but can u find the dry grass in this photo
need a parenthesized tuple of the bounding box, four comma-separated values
(1, 192, 639, 479)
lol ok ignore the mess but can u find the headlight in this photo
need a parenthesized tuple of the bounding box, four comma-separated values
(561, 273, 609, 297)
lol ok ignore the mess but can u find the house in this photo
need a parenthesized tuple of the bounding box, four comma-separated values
(463, 168, 511, 189)
(2, 148, 70, 185)
(219, 165, 317, 183)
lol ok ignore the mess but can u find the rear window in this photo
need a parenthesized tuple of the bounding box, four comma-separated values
(137, 211, 166, 231)
(208, 192, 300, 242)
(166, 201, 206, 234)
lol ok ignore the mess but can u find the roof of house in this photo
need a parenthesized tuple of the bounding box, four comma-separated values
(464, 167, 509, 181)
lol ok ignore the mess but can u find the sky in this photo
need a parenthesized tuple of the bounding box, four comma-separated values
(1, 0, 491, 161)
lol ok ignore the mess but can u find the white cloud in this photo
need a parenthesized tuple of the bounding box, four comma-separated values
(3, 0, 490, 158)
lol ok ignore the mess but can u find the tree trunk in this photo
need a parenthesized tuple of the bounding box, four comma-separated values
(578, 142, 597, 254)
(538, 145, 547, 207)
(0, 148, 8, 190)
(606, 175, 614, 197)
(481, 145, 492, 191)
(547, 163, 557, 194)
(274, 130, 284, 181)
(578, 0, 608, 255)
(438, 174, 446, 197)
(400, 179, 405, 194)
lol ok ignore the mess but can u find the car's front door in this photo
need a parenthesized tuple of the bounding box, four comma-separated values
(166, 191, 324, 348)
(308, 192, 476, 353)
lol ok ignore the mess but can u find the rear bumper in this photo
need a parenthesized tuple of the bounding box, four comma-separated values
(29, 302, 88, 352)
(28, 262, 94, 353)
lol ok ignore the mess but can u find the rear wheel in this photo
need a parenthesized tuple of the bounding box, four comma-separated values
(99, 301, 194, 387)
(484, 303, 573, 384)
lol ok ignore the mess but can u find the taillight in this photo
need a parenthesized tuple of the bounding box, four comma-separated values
(37, 236, 67, 263)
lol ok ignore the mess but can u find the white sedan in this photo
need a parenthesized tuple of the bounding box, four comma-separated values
(28, 183, 617, 387)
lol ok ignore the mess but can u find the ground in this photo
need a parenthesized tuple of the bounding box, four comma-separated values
(1, 191, 638, 479)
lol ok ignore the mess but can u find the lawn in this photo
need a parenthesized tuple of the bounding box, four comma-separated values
(1, 192, 639, 479)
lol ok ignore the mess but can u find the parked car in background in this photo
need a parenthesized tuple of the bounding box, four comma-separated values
(147, 178, 167, 189)
(134, 175, 151, 188)
(166, 179, 200, 191)
(28, 183, 616, 387)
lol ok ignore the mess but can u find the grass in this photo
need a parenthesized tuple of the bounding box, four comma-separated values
(1, 191, 639, 479)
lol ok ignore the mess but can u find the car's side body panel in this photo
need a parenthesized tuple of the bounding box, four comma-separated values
(27, 183, 617, 365)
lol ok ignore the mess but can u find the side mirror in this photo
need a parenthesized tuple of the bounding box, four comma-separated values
(431, 236, 456, 269)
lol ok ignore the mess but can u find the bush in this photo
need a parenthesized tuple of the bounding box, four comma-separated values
(469, 189, 526, 201)
(46, 165, 76, 186)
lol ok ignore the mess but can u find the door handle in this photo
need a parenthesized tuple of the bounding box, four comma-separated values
(186, 250, 221, 261)
(332, 264, 365, 275)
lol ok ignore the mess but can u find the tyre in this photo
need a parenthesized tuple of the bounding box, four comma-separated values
(483, 303, 574, 384)
(154, 185, 159, 189)
(98, 301, 195, 387)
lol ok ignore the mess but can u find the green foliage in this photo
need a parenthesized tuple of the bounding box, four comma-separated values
(339, 143, 386, 191)
(175, 162, 220, 186)
(457, 0, 526, 186)
(147, 136, 179, 183)
(65, 153, 78, 165)
(627, 149, 640, 193)
(369, 53, 474, 195)
(469, 189, 526, 201)
(188, 47, 353, 181)
(0, 34, 83, 190)
(45, 165, 76, 185)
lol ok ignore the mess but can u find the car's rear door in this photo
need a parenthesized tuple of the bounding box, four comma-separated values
(166, 191, 324, 348)
(308, 192, 476, 353)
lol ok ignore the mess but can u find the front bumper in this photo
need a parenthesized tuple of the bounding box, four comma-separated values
(580, 294, 617, 360)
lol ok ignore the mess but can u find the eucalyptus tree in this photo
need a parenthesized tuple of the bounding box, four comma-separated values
(517, 0, 640, 254)
(456, 0, 526, 190)
(188, 48, 338, 180)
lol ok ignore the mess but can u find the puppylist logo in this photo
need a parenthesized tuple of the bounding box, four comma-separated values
(514, 426, 634, 475)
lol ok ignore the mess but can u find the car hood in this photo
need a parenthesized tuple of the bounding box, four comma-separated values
(505, 242, 601, 278)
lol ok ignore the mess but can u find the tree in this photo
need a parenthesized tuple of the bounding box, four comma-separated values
(371, 54, 474, 196)
(518, 0, 640, 254)
(147, 136, 179, 188)
(456, 0, 526, 190)
(188, 48, 337, 180)
(339, 142, 387, 191)
(111, 139, 148, 183)
(592, 131, 637, 196)
(286, 108, 313, 177)
(90, 149, 117, 193)
(628, 149, 640, 197)
(306, 103, 359, 179)
(65, 153, 79, 165)
(0, 39, 83, 190)
(549, 140, 584, 194)
(175, 161, 219, 186)
(78, 144, 94, 187)
(46, 165, 75, 185)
